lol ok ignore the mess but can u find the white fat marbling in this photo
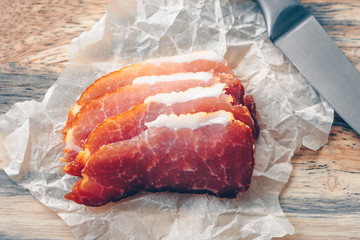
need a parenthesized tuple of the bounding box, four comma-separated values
(144, 83, 227, 105)
(64, 129, 83, 152)
(70, 104, 82, 118)
(145, 110, 234, 130)
(132, 72, 213, 85)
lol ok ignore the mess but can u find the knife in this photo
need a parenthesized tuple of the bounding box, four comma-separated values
(255, 0, 360, 135)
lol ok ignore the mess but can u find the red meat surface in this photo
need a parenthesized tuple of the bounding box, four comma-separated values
(64, 94, 256, 177)
(63, 56, 234, 129)
(62, 51, 259, 206)
(65, 120, 255, 207)
(62, 73, 245, 162)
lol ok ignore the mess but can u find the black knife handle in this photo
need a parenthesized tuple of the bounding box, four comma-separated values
(255, 0, 310, 41)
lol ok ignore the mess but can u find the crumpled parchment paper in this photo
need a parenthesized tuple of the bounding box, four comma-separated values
(0, 0, 334, 239)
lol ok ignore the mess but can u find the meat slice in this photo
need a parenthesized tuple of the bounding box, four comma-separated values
(64, 84, 256, 177)
(62, 73, 245, 162)
(64, 50, 233, 127)
(64, 111, 255, 206)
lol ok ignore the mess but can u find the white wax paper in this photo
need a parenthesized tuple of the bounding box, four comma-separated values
(0, 0, 334, 239)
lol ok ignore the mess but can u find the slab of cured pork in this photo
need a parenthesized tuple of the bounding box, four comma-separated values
(62, 51, 258, 206)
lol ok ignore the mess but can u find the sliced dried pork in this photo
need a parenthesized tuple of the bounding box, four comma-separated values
(64, 50, 234, 128)
(65, 111, 255, 206)
(62, 72, 245, 162)
(64, 84, 256, 177)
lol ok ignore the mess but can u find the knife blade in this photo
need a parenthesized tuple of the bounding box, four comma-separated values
(255, 0, 360, 135)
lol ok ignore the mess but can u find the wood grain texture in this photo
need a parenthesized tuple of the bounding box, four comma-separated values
(0, 64, 58, 114)
(279, 117, 360, 240)
(0, 171, 74, 240)
(0, 0, 359, 239)
(0, 0, 111, 73)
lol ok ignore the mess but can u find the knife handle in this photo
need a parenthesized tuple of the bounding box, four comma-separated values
(255, 0, 310, 41)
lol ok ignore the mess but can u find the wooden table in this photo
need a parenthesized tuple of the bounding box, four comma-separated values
(0, 1, 359, 239)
